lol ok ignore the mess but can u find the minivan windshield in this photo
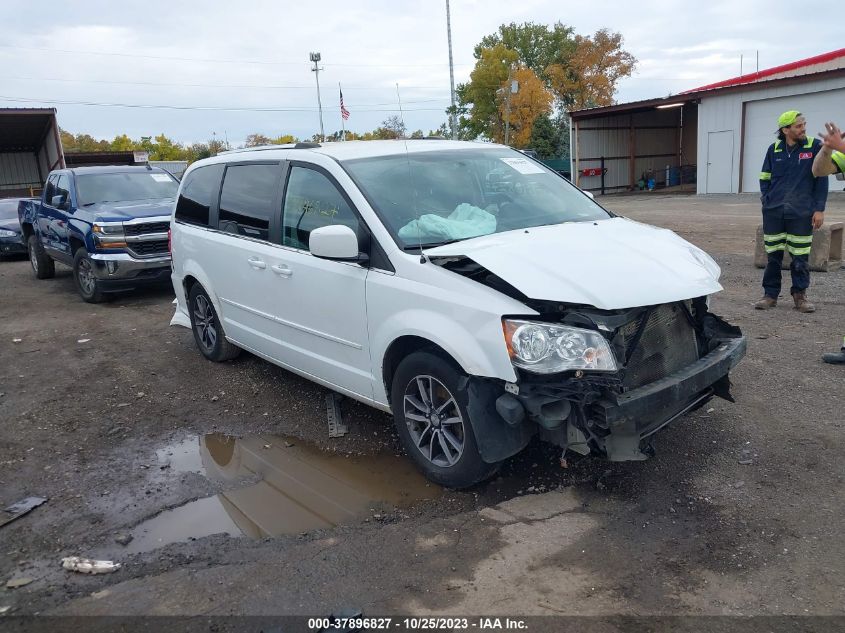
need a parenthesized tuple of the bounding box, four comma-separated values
(343, 148, 610, 249)
(76, 171, 179, 206)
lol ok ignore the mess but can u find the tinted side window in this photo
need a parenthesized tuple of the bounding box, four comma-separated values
(282, 167, 358, 251)
(175, 164, 224, 227)
(218, 164, 279, 241)
(55, 175, 70, 208)
(43, 175, 58, 203)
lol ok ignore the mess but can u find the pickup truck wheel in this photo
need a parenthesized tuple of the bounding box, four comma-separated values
(27, 235, 55, 279)
(73, 249, 106, 303)
(391, 351, 499, 489)
(188, 284, 241, 362)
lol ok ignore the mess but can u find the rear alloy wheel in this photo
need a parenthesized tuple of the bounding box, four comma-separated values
(73, 249, 106, 303)
(391, 351, 499, 488)
(188, 284, 240, 362)
(27, 235, 55, 279)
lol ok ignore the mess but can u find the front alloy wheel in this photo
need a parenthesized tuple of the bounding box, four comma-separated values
(193, 293, 217, 353)
(403, 375, 465, 468)
(390, 351, 499, 488)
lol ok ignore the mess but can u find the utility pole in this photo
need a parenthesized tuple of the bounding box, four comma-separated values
(396, 83, 406, 134)
(504, 66, 517, 146)
(310, 52, 325, 142)
(446, 0, 457, 140)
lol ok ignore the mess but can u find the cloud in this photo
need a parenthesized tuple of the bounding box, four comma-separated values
(0, 0, 840, 144)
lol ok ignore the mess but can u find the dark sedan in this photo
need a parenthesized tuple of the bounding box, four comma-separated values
(0, 197, 33, 256)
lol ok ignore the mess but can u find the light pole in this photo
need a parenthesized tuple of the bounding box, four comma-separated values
(446, 0, 457, 140)
(310, 52, 325, 142)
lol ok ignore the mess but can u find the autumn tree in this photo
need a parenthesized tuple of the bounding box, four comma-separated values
(546, 29, 636, 110)
(456, 23, 636, 142)
(245, 133, 272, 147)
(498, 66, 553, 147)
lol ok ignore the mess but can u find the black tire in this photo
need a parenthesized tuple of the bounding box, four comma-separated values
(73, 248, 107, 303)
(188, 284, 241, 362)
(391, 351, 499, 488)
(27, 235, 55, 279)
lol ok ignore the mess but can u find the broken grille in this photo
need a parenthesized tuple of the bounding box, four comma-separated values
(617, 302, 698, 390)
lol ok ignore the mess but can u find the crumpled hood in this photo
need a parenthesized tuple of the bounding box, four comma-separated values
(86, 199, 174, 222)
(426, 217, 722, 310)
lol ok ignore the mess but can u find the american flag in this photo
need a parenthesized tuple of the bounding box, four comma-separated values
(340, 89, 350, 121)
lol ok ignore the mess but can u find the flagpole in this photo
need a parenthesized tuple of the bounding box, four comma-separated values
(339, 82, 346, 141)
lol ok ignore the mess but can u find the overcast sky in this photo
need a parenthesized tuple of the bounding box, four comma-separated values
(0, 0, 840, 147)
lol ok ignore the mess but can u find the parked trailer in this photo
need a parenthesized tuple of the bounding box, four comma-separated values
(0, 108, 64, 199)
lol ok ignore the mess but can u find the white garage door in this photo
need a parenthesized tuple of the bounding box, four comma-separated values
(741, 87, 845, 193)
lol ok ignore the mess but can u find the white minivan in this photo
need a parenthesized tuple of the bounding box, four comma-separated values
(170, 140, 745, 488)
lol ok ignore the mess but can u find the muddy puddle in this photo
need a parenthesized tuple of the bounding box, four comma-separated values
(127, 434, 441, 553)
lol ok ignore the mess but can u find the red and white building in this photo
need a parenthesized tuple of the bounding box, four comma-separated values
(569, 48, 845, 194)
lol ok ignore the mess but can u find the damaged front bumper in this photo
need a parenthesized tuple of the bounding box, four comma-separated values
(591, 335, 746, 460)
(465, 304, 747, 464)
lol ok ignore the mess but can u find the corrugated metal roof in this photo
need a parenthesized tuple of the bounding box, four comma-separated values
(682, 47, 845, 93)
(0, 108, 59, 152)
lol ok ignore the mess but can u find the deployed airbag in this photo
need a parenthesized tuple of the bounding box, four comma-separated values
(398, 204, 496, 241)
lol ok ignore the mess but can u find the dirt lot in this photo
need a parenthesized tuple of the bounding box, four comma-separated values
(1, 192, 844, 625)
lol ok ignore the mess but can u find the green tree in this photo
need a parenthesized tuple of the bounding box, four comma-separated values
(529, 113, 560, 159)
(110, 134, 136, 151)
(150, 134, 184, 161)
(476, 22, 575, 83)
(410, 129, 424, 139)
(457, 44, 519, 140)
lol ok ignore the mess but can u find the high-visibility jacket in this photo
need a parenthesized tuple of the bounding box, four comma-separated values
(759, 137, 828, 217)
(833, 150, 845, 174)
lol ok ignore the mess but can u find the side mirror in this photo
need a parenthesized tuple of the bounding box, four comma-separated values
(309, 225, 367, 263)
(583, 190, 595, 200)
(51, 195, 67, 208)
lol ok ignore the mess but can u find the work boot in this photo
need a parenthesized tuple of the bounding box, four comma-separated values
(792, 291, 815, 313)
(822, 350, 845, 364)
(754, 296, 777, 310)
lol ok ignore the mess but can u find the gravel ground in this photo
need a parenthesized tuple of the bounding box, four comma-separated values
(0, 191, 843, 620)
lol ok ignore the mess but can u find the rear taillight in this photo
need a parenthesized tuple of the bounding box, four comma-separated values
(168, 228, 172, 254)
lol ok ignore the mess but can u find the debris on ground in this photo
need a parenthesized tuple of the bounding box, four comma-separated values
(61, 557, 121, 574)
(5, 577, 34, 589)
(327, 392, 348, 438)
(0, 606, 10, 614)
(77, 339, 90, 344)
(114, 533, 133, 546)
(1, 496, 48, 529)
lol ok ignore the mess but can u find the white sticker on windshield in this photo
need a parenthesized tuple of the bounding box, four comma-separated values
(500, 157, 545, 174)
(150, 174, 171, 182)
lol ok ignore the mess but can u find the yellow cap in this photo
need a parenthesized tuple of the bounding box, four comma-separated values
(778, 110, 801, 128)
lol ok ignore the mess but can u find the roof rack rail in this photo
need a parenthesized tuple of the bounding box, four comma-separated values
(422, 136, 447, 140)
(294, 142, 321, 149)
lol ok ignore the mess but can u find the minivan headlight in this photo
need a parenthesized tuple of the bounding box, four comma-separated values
(503, 319, 617, 373)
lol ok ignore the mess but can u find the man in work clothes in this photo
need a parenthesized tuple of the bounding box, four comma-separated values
(756, 110, 828, 312)
(812, 121, 845, 363)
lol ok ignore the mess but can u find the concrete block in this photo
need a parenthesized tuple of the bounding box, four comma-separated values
(754, 222, 843, 272)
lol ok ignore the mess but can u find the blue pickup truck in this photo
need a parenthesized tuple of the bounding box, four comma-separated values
(18, 165, 179, 302)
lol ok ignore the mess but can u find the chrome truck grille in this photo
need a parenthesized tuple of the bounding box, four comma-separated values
(125, 221, 170, 258)
(617, 302, 699, 390)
